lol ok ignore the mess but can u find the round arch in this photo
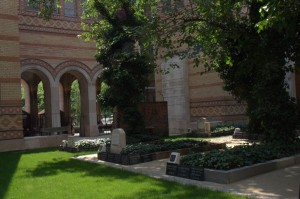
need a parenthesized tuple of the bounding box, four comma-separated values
(55, 65, 93, 137)
(21, 61, 55, 131)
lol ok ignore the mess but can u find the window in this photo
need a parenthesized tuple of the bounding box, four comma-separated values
(48, 0, 59, 15)
(64, 0, 76, 17)
(24, 0, 39, 12)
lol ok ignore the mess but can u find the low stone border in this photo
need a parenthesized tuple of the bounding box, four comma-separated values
(98, 143, 226, 165)
(203, 154, 300, 184)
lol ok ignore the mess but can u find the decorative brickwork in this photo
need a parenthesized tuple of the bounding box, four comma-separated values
(21, 58, 55, 76)
(0, 0, 23, 140)
(55, 60, 91, 78)
(190, 99, 247, 117)
(0, 130, 23, 140)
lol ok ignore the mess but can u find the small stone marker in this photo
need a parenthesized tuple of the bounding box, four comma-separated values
(198, 117, 207, 131)
(234, 128, 241, 134)
(110, 128, 126, 154)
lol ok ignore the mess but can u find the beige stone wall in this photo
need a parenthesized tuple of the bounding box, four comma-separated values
(20, 31, 97, 70)
(0, 0, 23, 140)
(155, 57, 248, 134)
(187, 61, 247, 125)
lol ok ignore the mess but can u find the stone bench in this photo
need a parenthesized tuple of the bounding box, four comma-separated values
(40, 126, 69, 136)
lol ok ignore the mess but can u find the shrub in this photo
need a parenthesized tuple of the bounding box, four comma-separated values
(181, 144, 300, 170)
(126, 134, 160, 144)
(121, 140, 208, 155)
(75, 138, 110, 151)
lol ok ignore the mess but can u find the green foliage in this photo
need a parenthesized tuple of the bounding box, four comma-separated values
(121, 140, 208, 155)
(181, 144, 300, 170)
(155, 0, 299, 144)
(71, 80, 81, 123)
(74, 138, 110, 151)
(83, 0, 155, 134)
(126, 134, 160, 144)
(37, 82, 44, 112)
(97, 82, 112, 117)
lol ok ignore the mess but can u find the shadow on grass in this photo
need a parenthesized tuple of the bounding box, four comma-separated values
(23, 154, 241, 199)
(0, 151, 21, 199)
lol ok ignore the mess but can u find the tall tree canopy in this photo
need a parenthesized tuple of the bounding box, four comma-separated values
(156, 0, 299, 143)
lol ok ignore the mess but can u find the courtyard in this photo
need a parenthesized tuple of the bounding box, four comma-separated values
(0, 148, 247, 199)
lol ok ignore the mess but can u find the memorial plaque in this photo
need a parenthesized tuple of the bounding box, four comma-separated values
(141, 154, 153, 163)
(107, 153, 115, 162)
(169, 154, 176, 162)
(98, 152, 107, 161)
(177, 165, 191, 179)
(166, 163, 178, 176)
(128, 154, 141, 165)
(190, 167, 204, 181)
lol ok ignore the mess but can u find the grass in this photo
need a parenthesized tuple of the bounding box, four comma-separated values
(0, 148, 248, 199)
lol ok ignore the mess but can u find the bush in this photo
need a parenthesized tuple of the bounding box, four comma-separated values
(126, 134, 160, 144)
(121, 140, 208, 155)
(187, 125, 235, 138)
(75, 138, 110, 151)
(181, 144, 300, 170)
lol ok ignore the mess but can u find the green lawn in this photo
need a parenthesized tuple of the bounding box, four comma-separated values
(0, 148, 248, 199)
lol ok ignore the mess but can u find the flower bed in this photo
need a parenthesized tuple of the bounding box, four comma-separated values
(60, 138, 110, 152)
(98, 142, 225, 165)
(121, 140, 209, 155)
(181, 144, 300, 170)
(165, 143, 300, 183)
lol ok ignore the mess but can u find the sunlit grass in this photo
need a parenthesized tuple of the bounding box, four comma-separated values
(0, 148, 248, 199)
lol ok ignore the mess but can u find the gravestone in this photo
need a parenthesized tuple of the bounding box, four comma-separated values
(110, 128, 126, 154)
(197, 117, 207, 131)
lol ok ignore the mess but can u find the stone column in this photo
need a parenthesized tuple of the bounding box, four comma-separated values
(50, 82, 61, 128)
(63, 85, 71, 126)
(161, 56, 190, 135)
(29, 83, 38, 130)
(86, 83, 99, 137)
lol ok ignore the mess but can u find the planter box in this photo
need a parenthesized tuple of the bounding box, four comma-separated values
(204, 154, 300, 184)
(98, 152, 107, 161)
(97, 143, 226, 165)
(141, 154, 153, 163)
(128, 154, 141, 165)
(166, 154, 300, 183)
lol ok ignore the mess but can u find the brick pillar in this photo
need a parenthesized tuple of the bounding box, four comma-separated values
(0, 0, 23, 140)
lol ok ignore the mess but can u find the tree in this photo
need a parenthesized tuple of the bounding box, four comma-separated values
(84, 1, 155, 134)
(155, 0, 299, 144)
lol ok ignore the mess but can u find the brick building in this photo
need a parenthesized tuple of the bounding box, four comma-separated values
(0, 0, 297, 151)
(0, 0, 101, 151)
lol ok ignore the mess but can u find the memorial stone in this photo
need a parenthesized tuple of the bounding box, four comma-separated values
(198, 117, 207, 131)
(110, 128, 126, 154)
